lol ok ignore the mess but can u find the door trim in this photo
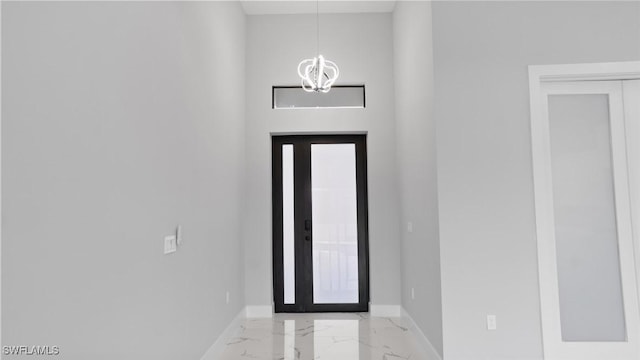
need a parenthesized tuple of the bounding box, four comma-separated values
(271, 135, 370, 313)
(529, 62, 640, 360)
(624, 80, 640, 314)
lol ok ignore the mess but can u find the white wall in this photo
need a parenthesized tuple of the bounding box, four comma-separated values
(2, 2, 246, 359)
(244, 13, 401, 309)
(432, 1, 640, 359)
(393, 1, 442, 357)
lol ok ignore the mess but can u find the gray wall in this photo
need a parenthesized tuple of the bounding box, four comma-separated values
(432, 1, 640, 359)
(2, 2, 246, 359)
(392, 1, 443, 357)
(244, 13, 401, 308)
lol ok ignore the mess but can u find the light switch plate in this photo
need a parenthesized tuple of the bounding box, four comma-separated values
(487, 315, 497, 330)
(407, 222, 413, 233)
(164, 235, 177, 254)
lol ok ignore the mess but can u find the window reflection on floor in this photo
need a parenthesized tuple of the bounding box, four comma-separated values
(284, 319, 295, 360)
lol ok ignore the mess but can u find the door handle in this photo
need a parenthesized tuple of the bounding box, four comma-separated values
(304, 220, 312, 241)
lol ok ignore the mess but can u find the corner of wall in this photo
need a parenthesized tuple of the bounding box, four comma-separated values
(402, 307, 443, 360)
(392, 0, 444, 357)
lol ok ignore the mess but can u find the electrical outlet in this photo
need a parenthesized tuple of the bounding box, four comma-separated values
(226, 291, 230, 304)
(487, 315, 497, 330)
(411, 287, 415, 300)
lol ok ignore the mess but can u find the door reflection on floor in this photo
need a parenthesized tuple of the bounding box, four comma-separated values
(218, 313, 431, 360)
(273, 318, 360, 360)
(283, 320, 295, 360)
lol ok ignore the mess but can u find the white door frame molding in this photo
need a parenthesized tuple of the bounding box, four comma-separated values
(529, 61, 640, 360)
(529, 61, 640, 83)
(1, 2, 4, 353)
(624, 79, 640, 319)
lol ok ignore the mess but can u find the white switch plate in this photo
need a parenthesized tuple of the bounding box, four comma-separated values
(164, 235, 177, 254)
(407, 222, 413, 233)
(487, 315, 497, 330)
(411, 287, 415, 300)
(226, 291, 230, 304)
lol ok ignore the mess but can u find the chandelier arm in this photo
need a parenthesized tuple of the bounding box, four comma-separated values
(301, 79, 314, 92)
(324, 60, 339, 78)
(303, 64, 316, 89)
(297, 59, 311, 79)
(318, 55, 326, 90)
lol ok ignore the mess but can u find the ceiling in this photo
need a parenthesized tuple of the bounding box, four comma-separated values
(240, 1, 398, 15)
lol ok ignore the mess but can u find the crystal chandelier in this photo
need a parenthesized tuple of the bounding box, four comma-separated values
(297, 0, 339, 93)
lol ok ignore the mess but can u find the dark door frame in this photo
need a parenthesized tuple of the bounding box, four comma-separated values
(272, 135, 369, 313)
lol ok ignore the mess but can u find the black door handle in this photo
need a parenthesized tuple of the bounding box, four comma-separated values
(304, 219, 312, 241)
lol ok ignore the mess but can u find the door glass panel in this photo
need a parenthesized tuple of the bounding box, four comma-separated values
(282, 144, 295, 304)
(311, 144, 359, 304)
(548, 94, 627, 341)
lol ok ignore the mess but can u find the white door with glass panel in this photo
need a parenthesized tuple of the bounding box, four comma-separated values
(272, 135, 369, 312)
(532, 80, 640, 360)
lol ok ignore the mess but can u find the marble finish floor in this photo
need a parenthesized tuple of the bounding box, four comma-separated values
(218, 313, 434, 360)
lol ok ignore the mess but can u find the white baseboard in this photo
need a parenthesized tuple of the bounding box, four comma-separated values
(370, 304, 402, 317)
(401, 307, 443, 360)
(245, 305, 273, 318)
(200, 307, 246, 360)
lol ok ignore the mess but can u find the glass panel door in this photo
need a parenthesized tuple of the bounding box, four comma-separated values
(272, 135, 369, 312)
(532, 79, 640, 360)
(311, 144, 359, 304)
(282, 145, 295, 305)
(548, 94, 626, 341)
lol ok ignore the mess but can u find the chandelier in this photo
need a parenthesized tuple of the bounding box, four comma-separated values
(297, 0, 339, 93)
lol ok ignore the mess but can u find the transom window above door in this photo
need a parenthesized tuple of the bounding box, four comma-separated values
(272, 85, 365, 109)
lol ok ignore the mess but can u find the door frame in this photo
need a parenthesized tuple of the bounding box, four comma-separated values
(528, 61, 640, 360)
(624, 79, 640, 319)
(271, 134, 370, 313)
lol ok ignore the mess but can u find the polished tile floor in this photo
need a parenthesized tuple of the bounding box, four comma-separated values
(218, 313, 434, 360)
